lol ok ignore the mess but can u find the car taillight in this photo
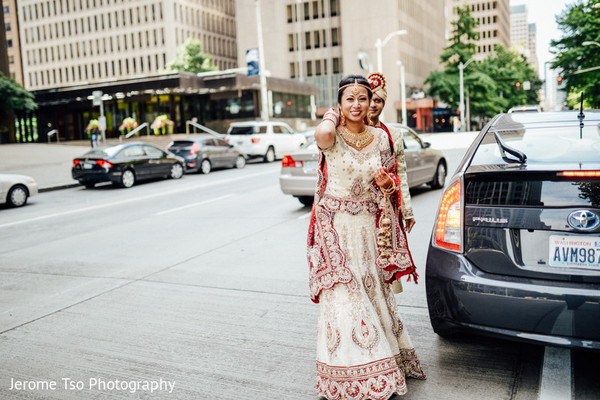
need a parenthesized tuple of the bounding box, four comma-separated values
(189, 142, 199, 156)
(251, 137, 261, 143)
(281, 155, 303, 168)
(73, 159, 81, 167)
(558, 171, 600, 178)
(96, 160, 113, 169)
(434, 178, 462, 252)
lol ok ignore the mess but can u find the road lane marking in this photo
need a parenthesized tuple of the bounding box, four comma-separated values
(0, 170, 276, 229)
(154, 194, 233, 216)
(539, 346, 571, 400)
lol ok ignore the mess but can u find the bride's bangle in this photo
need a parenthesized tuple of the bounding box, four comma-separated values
(381, 181, 396, 194)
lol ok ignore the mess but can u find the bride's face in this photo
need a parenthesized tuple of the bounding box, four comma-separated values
(339, 86, 369, 124)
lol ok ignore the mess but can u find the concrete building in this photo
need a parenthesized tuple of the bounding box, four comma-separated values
(445, 0, 510, 56)
(16, 0, 238, 91)
(2, 0, 23, 84)
(235, 0, 447, 127)
(510, 4, 538, 73)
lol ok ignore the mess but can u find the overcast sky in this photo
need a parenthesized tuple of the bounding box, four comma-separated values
(509, 0, 578, 69)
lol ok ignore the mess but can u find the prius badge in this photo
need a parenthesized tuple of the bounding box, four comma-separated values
(568, 210, 600, 231)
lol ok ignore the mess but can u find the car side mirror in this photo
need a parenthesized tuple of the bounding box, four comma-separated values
(424, 142, 431, 148)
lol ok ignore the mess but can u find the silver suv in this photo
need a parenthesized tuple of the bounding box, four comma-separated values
(225, 121, 307, 162)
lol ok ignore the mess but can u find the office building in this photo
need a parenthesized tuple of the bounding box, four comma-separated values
(445, 0, 510, 56)
(235, 0, 447, 126)
(16, 0, 238, 91)
(2, 0, 23, 84)
(510, 4, 538, 72)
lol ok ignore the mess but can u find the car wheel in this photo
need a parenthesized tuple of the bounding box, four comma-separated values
(430, 162, 446, 189)
(200, 159, 211, 174)
(120, 169, 136, 188)
(170, 163, 184, 179)
(264, 147, 275, 163)
(298, 196, 314, 207)
(84, 182, 95, 189)
(430, 317, 458, 338)
(235, 155, 246, 169)
(7, 185, 28, 207)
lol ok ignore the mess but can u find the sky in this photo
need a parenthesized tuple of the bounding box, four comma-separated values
(509, 0, 578, 69)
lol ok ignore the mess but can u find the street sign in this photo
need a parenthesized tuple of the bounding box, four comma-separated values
(92, 90, 103, 106)
(523, 81, 531, 91)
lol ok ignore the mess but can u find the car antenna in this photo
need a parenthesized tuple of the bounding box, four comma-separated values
(577, 91, 585, 139)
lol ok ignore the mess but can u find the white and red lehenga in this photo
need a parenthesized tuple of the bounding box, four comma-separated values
(307, 127, 426, 400)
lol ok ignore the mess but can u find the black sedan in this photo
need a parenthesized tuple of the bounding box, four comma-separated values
(426, 110, 600, 350)
(72, 142, 185, 188)
(167, 136, 246, 174)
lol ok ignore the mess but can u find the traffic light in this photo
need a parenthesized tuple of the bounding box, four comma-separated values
(557, 76, 563, 84)
(515, 81, 521, 90)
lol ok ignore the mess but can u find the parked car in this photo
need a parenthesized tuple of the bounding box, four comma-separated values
(508, 104, 541, 113)
(279, 124, 447, 206)
(0, 174, 39, 207)
(225, 121, 307, 162)
(72, 142, 185, 188)
(167, 135, 246, 174)
(426, 110, 600, 349)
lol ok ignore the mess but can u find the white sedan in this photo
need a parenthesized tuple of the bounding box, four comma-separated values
(0, 174, 39, 207)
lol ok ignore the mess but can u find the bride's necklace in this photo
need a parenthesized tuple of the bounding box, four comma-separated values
(340, 125, 373, 151)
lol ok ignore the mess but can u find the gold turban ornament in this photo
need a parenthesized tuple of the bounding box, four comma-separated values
(368, 73, 387, 102)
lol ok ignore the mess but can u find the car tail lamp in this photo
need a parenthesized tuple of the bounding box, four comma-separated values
(281, 155, 302, 168)
(558, 171, 600, 178)
(73, 159, 81, 167)
(96, 160, 113, 169)
(251, 137, 261, 143)
(434, 179, 462, 252)
(189, 142, 199, 156)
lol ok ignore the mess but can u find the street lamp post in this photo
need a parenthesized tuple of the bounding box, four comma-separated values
(375, 30, 407, 74)
(255, 0, 269, 121)
(583, 41, 600, 48)
(396, 60, 407, 124)
(458, 56, 480, 132)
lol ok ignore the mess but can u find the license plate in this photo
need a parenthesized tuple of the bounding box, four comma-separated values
(549, 235, 600, 269)
(303, 161, 318, 174)
(83, 163, 94, 169)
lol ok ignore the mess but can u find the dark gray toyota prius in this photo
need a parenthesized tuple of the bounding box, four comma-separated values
(426, 110, 600, 350)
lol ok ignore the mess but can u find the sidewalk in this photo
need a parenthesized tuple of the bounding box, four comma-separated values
(0, 131, 479, 192)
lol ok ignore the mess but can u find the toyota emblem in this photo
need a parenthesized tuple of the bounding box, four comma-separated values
(568, 210, 600, 231)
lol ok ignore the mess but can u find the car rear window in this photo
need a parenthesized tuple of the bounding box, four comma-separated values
(471, 122, 600, 165)
(169, 140, 194, 148)
(229, 126, 267, 135)
(82, 148, 121, 158)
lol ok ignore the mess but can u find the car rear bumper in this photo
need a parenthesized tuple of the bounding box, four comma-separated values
(72, 168, 119, 184)
(279, 174, 316, 196)
(425, 245, 600, 350)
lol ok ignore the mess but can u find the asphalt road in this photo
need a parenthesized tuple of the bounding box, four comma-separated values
(0, 151, 598, 399)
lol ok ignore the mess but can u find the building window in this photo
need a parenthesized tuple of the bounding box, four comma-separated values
(304, 2, 309, 20)
(333, 57, 340, 74)
(3, 5, 8, 14)
(307, 60, 312, 77)
(493, 1, 497, 8)
(8, 55, 14, 64)
(7, 39, 12, 47)
(316, 59, 321, 76)
(287, 5, 292, 22)
(323, 59, 328, 75)
(314, 30, 320, 48)
(322, 29, 327, 47)
(313, 1, 319, 19)
(493, 30, 497, 37)
(288, 34, 294, 51)
(5, 22, 10, 31)
(332, 28, 339, 46)
(290, 62, 296, 79)
(493, 16, 497, 23)
(305, 31, 311, 49)
(330, 0, 338, 16)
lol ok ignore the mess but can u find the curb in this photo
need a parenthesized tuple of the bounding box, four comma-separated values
(39, 183, 81, 193)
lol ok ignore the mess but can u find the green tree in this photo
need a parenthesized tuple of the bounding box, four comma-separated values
(425, 5, 541, 121)
(165, 38, 218, 73)
(550, 0, 600, 108)
(0, 72, 37, 114)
